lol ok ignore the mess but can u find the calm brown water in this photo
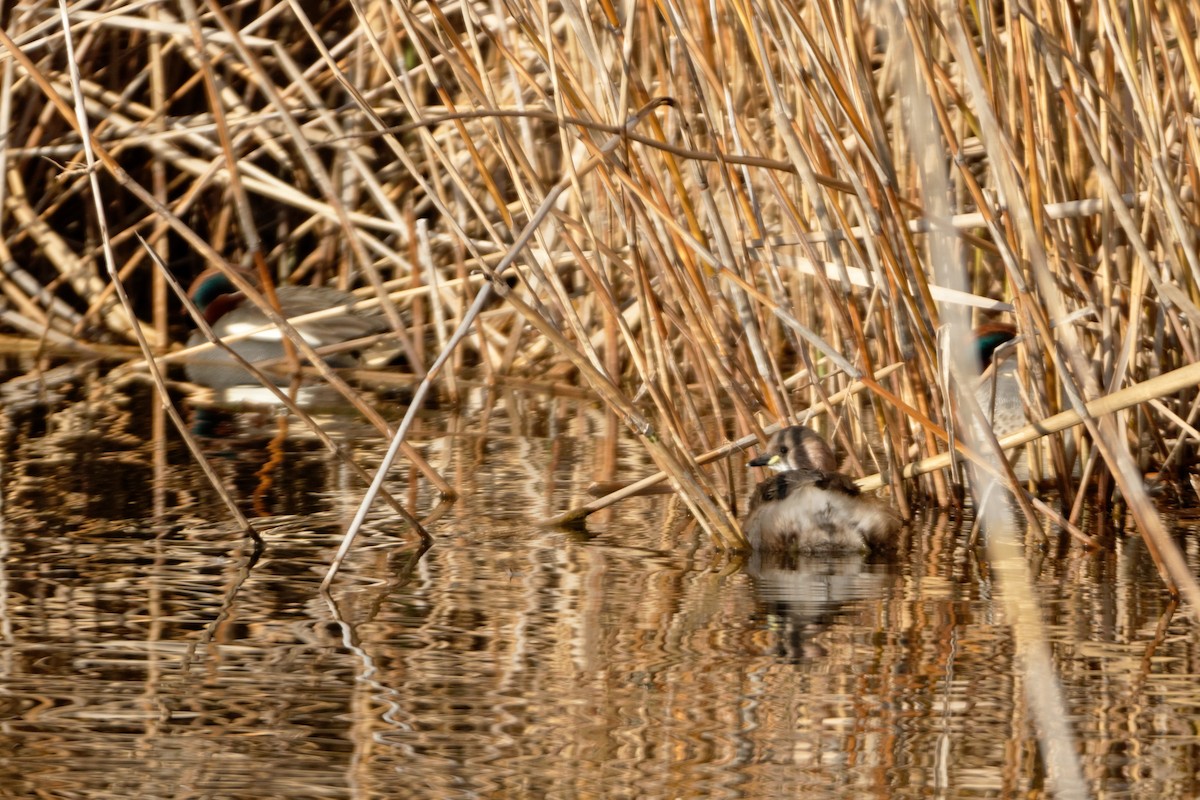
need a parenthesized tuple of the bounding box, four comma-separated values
(1, 373, 1198, 799)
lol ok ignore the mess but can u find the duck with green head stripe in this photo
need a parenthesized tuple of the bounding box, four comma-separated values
(185, 269, 387, 391)
(973, 323, 1025, 437)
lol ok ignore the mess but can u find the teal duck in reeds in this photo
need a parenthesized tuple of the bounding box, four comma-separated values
(972, 323, 1066, 482)
(185, 270, 386, 390)
(974, 323, 1025, 438)
(745, 426, 901, 553)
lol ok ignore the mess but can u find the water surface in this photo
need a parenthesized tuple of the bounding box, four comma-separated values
(0, 376, 1197, 798)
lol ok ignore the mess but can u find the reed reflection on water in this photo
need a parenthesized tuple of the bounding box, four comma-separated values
(0, 379, 1197, 799)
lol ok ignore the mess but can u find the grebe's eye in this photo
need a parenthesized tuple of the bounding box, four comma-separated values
(778, 445, 788, 455)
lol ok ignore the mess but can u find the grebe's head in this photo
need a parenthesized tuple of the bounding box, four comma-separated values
(748, 426, 838, 473)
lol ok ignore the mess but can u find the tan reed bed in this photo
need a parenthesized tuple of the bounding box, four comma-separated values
(0, 4, 1197, 566)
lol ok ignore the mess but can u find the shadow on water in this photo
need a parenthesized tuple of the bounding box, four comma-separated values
(0, 370, 1198, 798)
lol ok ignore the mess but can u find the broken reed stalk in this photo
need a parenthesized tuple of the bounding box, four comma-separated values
(0, 0, 1197, 588)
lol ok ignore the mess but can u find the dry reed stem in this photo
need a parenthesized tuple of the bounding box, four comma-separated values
(906, 8, 1088, 791)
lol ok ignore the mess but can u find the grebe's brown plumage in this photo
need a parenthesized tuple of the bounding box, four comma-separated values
(745, 426, 901, 553)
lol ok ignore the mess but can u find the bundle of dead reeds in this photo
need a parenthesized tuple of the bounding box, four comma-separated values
(1, 2, 1197, 570)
